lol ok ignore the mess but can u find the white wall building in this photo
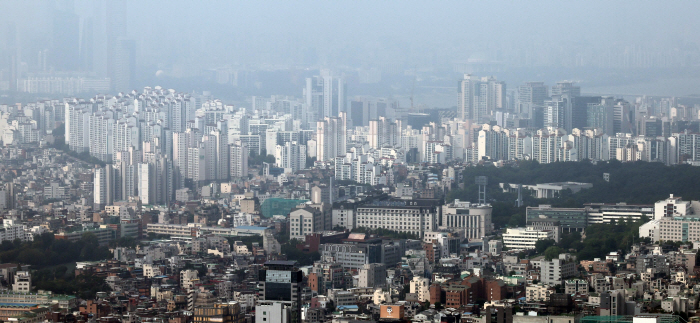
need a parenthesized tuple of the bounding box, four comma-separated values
(502, 227, 555, 250)
(289, 207, 323, 240)
(654, 194, 694, 220)
(533, 253, 578, 286)
(410, 276, 430, 302)
(12, 271, 31, 292)
(441, 199, 492, 239)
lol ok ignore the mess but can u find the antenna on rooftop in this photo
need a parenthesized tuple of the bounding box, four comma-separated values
(515, 184, 523, 207)
(475, 176, 488, 204)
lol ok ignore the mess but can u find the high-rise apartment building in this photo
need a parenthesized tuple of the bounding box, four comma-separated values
(304, 70, 346, 121)
(137, 163, 153, 205)
(94, 166, 115, 210)
(275, 141, 306, 173)
(316, 116, 346, 161)
(544, 98, 567, 129)
(65, 102, 90, 153)
(459, 75, 506, 123)
(230, 141, 249, 179)
(587, 97, 615, 135)
(89, 112, 115, 163)
(517, 82, 548, 117)
(551, 81, 581, 97)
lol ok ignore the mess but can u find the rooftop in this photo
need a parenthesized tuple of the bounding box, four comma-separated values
(233, 226, 268, 231)
(0, 303, 38, 308)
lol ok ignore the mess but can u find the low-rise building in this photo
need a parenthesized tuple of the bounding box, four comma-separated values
(502, 227, 556, 250)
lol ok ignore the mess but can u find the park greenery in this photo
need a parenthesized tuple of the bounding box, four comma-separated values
(446, 160, 685, 260)
(0, 232, 112, 298)
(33, 269, 110, 300)
(448, 160, 700, 229)
(0, 232, 111, 267)
(531, 217, 650, 262)
(248, 149, 276, 166)
(274, 231, 321, 266)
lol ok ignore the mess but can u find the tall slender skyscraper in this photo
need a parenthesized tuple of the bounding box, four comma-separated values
(316, 117, 346, 161)
(517, 82, 549, 117)
(551, 81, 581, 131)
(230, 141, 249, 179)
(551, 81, 581, 97)
(137, 163, 153, 205)
(275, 141, 307, 173)
(80, 17, 94, 72)
(94, 165, 115, 210)
(544, 98, 567, 129)
(304, 70, 346, 121)
(459, 74, 479, 121)
(459, 75, 505, 123)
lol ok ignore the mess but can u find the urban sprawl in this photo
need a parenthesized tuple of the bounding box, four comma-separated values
(0, 71, 699, 323)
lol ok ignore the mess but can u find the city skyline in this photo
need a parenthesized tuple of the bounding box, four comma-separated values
(2, 2, 700, 323)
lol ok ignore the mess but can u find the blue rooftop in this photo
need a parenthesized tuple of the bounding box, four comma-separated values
(337, 305, 359, 310)
(0, 303, 38, 308)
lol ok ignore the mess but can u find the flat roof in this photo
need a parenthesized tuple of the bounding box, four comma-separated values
(264, 260, 297, 266)
(0, 303, 38, 308)
(234, 226, 268, 230)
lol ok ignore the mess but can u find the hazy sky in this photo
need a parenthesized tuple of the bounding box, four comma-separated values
(3, 0, 700, 100)
(122, 1, 700, 55)
(3, 0, 699, 68)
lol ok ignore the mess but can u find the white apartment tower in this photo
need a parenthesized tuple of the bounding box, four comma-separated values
(304, 70, 346, 121)
(89, 112, 114, 162)
(368, 116, 399, 149)
(316, 116, 346, 161)
(65, 102, 90, 153)
(275, 141, 307, 173)
(230, 141, 249, 179)
(459, 75, 505, 123)
(138, 163, 154, 205)
(94, 165, 115, 209)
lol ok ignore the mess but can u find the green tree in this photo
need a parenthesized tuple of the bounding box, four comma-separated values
(535, 239, 556, 254)
(326, 300, 336, 312)
(544, 246, 563, 260)
(434, 302, 444, 310)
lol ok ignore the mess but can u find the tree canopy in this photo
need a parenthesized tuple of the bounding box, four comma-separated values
(0, 232, 111, 268)
(448, 160, 700, 228)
